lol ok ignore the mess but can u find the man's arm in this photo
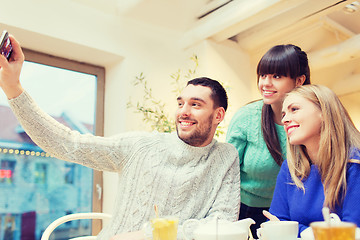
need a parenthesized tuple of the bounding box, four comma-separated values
(205, 155, 241, 221)
(0, 35, 134, 172)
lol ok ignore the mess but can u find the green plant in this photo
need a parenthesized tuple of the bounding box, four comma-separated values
(127, 55, 227, 138)
(126, 72, 175, 133)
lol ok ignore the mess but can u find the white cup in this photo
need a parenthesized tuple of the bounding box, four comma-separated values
(257, 221, 298, 240)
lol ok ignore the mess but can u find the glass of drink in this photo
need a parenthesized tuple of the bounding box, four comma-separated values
(311, 221, 356, 240)
(146, 216, 178, 240)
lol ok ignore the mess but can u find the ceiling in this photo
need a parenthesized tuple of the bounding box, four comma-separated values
(70, 0, 360, 100)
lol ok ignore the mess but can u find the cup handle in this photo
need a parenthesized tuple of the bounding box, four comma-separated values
(330, 213, 341, 223)
(256, 227, 264, 240)
(181, 219, 200, 240)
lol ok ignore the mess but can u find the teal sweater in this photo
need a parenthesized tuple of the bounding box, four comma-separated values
(226, 100, 287, 207)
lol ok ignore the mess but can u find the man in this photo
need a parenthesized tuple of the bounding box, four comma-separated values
(0, 36, 240, 240)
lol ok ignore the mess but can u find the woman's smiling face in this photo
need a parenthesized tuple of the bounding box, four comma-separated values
(281, 94, 323, 150)
(258, 74, 298, 105)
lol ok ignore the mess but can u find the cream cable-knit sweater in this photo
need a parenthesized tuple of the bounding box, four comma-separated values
(9, 91, 241, 240)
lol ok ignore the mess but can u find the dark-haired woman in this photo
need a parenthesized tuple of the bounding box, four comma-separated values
(226, 44, 310, 237)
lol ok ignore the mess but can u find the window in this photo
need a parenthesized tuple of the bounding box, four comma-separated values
(64, 163, 75, 184)
(0, 160, 15, 184)
(34, 163, 47, 185)
(0, 49, 105, 240)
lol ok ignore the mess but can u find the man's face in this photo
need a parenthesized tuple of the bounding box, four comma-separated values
(175, 84, 221, 147)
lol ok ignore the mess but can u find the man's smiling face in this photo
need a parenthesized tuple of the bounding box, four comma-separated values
(175, 84, 219, 147)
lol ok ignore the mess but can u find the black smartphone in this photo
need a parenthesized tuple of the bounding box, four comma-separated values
(0, 30, 13, 60)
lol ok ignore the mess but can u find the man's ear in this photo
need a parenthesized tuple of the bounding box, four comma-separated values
(214, 107, 225, 125)
(295, 75, 306, 86)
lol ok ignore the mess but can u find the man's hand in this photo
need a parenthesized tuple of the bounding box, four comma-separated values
(111, 230, 146, 240)
(0, 35, 25, 99)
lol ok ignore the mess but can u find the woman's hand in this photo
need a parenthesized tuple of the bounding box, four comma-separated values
(263, 210, 280, 221)
(0, 35, 25, 99)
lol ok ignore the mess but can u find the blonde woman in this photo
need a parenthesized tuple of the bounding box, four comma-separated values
(265, 85, 360, 234)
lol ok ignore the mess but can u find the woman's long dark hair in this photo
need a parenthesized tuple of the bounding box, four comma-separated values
(257, 44, 311, 166)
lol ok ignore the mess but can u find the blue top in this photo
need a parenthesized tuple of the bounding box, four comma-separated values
(226, 100, 287, 207)
(269, 148, 360, 234)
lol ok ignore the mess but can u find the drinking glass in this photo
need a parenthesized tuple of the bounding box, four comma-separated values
(144, 216, 179, 240)
(311, 221, 356, 240)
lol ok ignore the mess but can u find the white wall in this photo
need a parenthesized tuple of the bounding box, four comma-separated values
(185, 40, 254, 138)
(0, 0, 255, 214)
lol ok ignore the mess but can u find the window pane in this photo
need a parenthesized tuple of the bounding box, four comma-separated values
(34, 163, 47, 184)
(0, 60, 97, 240)
(0, 160, 15, 184)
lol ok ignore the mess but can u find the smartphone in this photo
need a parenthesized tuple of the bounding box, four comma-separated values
(0, 30, 13, 60)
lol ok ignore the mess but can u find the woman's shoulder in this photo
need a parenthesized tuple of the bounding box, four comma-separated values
(231, 100, 263, 118)
(242, 99, 263, 110)
(279, 159, 290, 172)
(276, 159, 292, 181)
(227, 100, 263, 133)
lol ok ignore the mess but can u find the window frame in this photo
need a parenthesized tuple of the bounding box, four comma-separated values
(22, 48, 105, 235)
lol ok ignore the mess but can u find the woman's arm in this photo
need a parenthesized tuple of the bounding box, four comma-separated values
(226, 108, 250, 165)
(341, 160, 360, 227)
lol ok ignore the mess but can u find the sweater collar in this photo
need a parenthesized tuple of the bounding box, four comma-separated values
(173, 132, 217, 150)
(168, 132, 217, 165)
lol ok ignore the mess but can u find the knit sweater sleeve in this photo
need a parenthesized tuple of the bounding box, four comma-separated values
(269, 161, 291, 220)
(269, 161, 309, 232)
(8, 91, 136, 172)
(206, 147, 241, 221)
(180, 144, 241, 239)
(226, 106, 250, 165)
(269, 162, 309, 236)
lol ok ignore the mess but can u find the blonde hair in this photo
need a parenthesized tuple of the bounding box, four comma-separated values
(286, 85, 360, 210)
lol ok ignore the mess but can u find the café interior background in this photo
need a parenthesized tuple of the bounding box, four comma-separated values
(0, 0, 359, 214)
